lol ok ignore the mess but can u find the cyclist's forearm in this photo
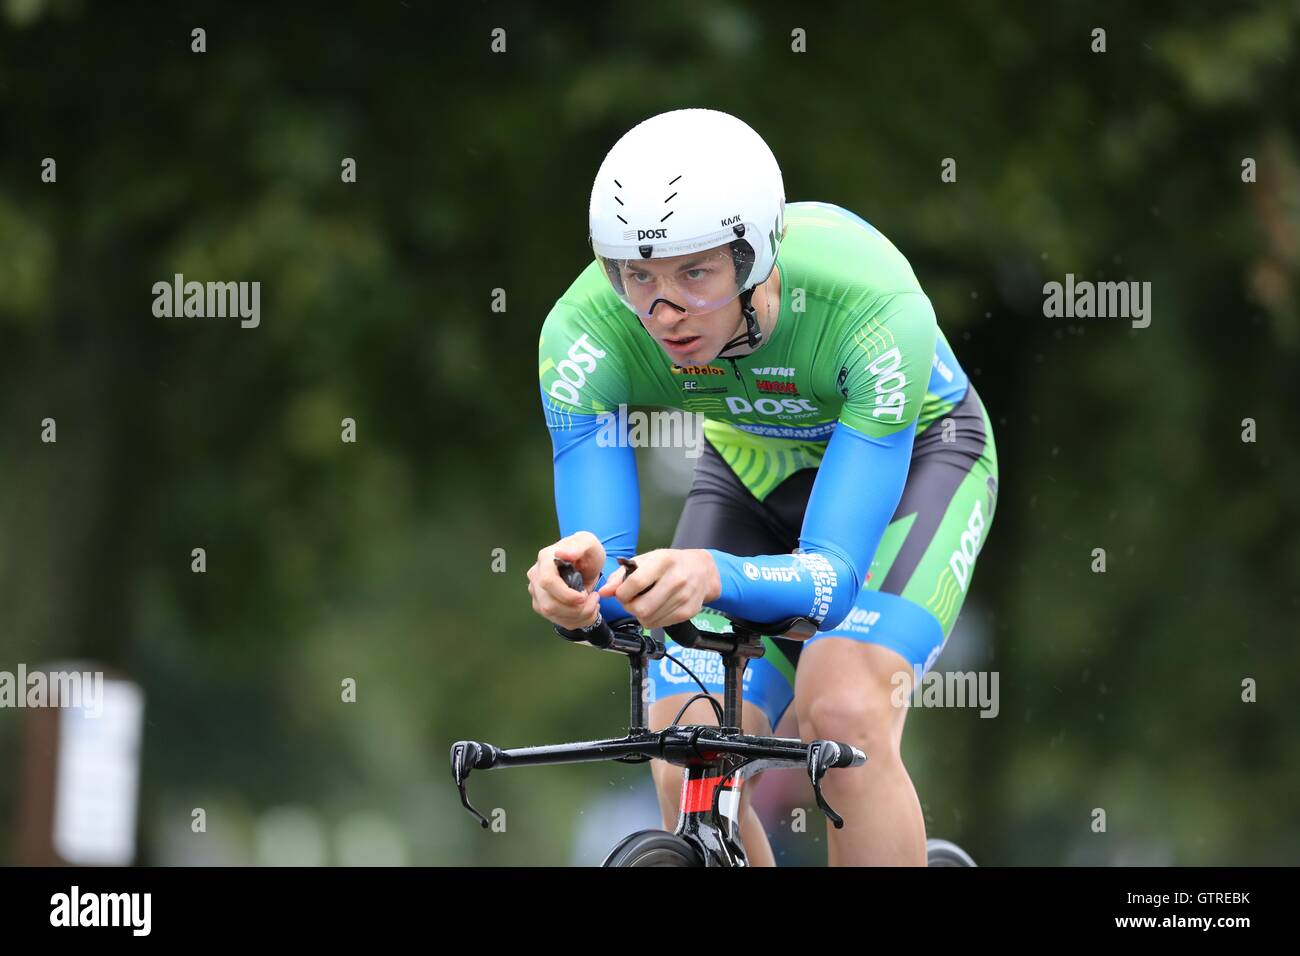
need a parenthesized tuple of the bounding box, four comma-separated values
(706, 545, 859, 629)
(545, 397, 639, 622)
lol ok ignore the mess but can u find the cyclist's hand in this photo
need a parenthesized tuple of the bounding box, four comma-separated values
(527, 532, 605, 629)
(598, 548, 721, 630)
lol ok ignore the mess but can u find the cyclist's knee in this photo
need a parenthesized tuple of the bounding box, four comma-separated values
(801, 687, 905, 765)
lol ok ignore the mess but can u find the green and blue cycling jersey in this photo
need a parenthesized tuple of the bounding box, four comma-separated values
(539, 202, 969, 631)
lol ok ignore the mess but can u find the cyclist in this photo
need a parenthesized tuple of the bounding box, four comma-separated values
(526, 108, 998, 866)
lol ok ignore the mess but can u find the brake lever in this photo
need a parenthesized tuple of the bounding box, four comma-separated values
(450, 740, 495, 828)
(807, 740, 845, 829)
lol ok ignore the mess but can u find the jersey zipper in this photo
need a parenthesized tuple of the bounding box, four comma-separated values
(726, 357, 752, 401)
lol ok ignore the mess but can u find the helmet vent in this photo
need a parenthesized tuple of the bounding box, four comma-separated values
(611, 180, 626, 225)
(662, 176, 680, 223)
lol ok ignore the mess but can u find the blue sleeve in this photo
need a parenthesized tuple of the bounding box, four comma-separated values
(706, 418, 916, 631)
(543, 387, 638, 623)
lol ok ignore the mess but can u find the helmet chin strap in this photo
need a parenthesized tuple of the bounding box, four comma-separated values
(715, 287, 762, 359)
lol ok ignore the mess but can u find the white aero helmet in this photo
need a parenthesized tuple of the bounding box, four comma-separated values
(588, 108, 785, 351)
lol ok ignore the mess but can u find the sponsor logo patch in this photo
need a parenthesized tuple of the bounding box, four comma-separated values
(546, 334, 607, 405)
(725, 396, 819, 417)
(948, 499, 986, 592)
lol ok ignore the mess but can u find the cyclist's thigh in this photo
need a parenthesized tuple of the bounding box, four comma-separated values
(810, 385, 1000, 677)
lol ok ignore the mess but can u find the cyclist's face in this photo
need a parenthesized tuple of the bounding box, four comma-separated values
(619, 249, 741, 363)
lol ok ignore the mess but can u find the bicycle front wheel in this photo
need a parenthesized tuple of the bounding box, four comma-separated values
(926, 838, 977, 867)
(602, 830, 704, 867)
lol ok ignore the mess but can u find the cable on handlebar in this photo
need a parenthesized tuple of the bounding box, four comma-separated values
(670, 690, 724, 727)
(663, 651, 722, 717)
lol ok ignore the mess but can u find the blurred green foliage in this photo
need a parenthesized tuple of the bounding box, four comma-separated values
(0, 1, 1297, 865)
